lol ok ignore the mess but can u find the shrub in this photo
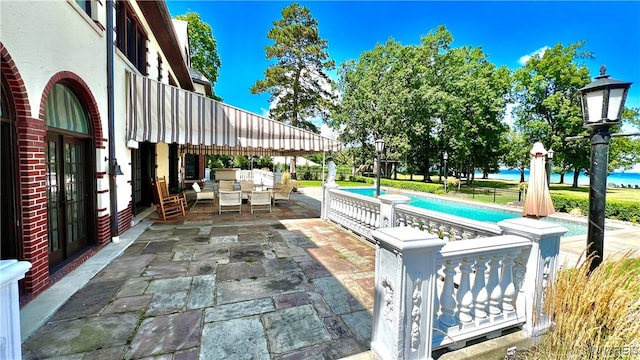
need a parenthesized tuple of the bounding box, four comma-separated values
(445, 178, 460, 192)
(301, 168, 313, 180)
(524, 254, 640, 359)
(550, 194, 640, 224)
(348, 176, 371, 184)
(282, 171, 291, 185)
(379, 178, 442, 193)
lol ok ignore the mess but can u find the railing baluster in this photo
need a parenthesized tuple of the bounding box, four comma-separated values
(438, 260, 458, 328)
(456, 257, 473, 323)
(501, 250, 516, 312)
(487, 254, 502, 315)
(471, 255, 488, 319)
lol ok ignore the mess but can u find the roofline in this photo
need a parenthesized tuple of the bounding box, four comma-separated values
(138, 1, 194, 91)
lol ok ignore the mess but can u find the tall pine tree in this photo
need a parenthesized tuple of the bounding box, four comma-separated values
(251, 3, 335, 178)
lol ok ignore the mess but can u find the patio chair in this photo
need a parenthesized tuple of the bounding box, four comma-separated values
(151, 178, 186, 221)
(250, 191, 272, 214)
(192, 182, 215, 206)
(156, 176, 188, 210)
(240, 180, 254, 200)
(218, 190, 242, 214)
(219, 180, 235, 191)
(271, 182, 283, 191)
(273, 185, 293, 206)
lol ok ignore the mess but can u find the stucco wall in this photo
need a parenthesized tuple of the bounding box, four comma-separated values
(1, 0, 188, 219)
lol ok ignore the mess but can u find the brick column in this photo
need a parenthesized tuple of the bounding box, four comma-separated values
(16, 117, 49, 296)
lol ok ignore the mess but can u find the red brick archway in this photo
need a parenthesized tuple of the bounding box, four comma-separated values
(39, 71, 114, 272)
(1, 42, 47, 296)
(39, 71, 104, 145)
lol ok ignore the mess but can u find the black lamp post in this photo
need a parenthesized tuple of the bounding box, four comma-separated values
(546, 147, 553, 189)
(443, 151, 448, 193)
(578, 65, 632, 271)
(375, 139, 385, 197)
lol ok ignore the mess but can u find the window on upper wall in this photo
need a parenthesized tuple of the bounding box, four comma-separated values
(75, 0, 92, 17)
(115, 1, 147, 75)
(157, 52, 163, 82)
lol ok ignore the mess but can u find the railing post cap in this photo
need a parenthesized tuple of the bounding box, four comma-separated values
(378, 194, 411, 204)
(0, 259, 32, 285)
(372, 227, 446, 252)
(498, 217, 568, 237)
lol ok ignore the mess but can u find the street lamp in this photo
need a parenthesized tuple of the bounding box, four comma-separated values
(578, 65, 632, 271)
(443, 151, 448, 193)
(546, 147, 553, 189)
(375, 139, 385, 197)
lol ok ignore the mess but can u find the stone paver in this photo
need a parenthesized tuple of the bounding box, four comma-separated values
(23, 313, 139, 359)
(263, 305, 332, 354)
(18, 192, 379, 359)
(313, 276, 366, 315)
(200, 317, 270, 360)
(127, 310, 202, 358)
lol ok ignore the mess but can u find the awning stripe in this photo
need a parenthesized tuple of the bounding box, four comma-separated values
(126, 72, 342, 156)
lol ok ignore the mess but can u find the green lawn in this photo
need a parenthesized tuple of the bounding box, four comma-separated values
(298, 176, 640, 207)
(297, 180, 369, 187)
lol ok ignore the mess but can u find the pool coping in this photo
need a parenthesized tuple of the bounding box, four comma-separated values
(339, 186, 633, 234)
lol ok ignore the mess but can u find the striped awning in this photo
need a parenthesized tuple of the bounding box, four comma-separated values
(126, 72, 342, 156)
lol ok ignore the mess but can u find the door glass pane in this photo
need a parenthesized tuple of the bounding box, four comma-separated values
(46, 140, 59, 252)
(65, 142, 85, 246)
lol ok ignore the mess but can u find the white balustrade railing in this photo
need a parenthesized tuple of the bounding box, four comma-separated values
(395, 204, 502, 240)
(323, 186, 567, 358)
(432, 235, 531, 349)
(323, 187, 501, 241)
(251, 169, 274, 187)
(325, 188, 381, 240)
(1, 260, 32, 360)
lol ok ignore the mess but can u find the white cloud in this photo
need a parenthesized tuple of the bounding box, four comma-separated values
(320, 123, 339, 140)
(518, 46, 550, 66)
(503, 103, 516, 127)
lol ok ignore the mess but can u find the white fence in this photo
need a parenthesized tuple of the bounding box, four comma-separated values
(321, 186, 566, 358)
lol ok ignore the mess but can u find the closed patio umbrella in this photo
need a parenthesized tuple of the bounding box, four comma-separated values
(522, 142, 555, 218)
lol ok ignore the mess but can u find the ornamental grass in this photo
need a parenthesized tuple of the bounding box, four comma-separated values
(524, 252, 640, 359)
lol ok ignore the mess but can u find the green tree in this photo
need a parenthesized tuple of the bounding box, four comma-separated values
(609, 107, 640, 172)
(251, 3, 335, 178)
(176, 12, 222, 100)
(501, 130, 530, 182)
(331, 39, 411, 176)
(439, 45, 510, 182)
(331, 26, 511, 183)
(512, 42, 592, 187)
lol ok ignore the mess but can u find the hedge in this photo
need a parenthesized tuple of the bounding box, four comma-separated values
(379, 178, 442, 194)
(551, 194, 640, 224)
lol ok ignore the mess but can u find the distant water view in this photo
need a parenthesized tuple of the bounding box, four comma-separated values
(479, 169, 640, 188)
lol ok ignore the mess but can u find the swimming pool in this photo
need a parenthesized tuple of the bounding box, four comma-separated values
(342, 187, 587, 237)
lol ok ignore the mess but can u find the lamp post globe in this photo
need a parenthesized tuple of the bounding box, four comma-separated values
(375, 139, 384, 197)
(579, 66, 632, 271)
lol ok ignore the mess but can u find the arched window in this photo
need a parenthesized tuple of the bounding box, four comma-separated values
(45, 84, 89, 133)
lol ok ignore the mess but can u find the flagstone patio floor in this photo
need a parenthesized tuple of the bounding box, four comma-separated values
(21, 189, 376, 359)
(19, 187, 639, 359)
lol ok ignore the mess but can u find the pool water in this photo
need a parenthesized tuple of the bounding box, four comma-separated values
(342, 188, 587, 237)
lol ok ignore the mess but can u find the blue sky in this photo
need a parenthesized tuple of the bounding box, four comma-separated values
(166, 1, 640, 124)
